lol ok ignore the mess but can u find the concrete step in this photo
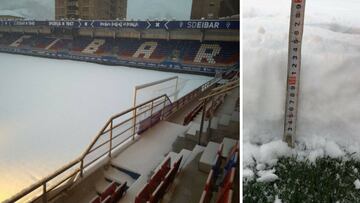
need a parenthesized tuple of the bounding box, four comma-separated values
(218, 114, 231, 126)
(209, 117, 219, 130)
(153, 152, 179, 173)
(104, 166, 136, 186)
(182, 145, 205, 169)
(94, 178, 112, 194)
(186, 118, 220, 138)
(45, 38, 60, 50)
(178, 149, 192, 169)
(199, 142, 220, 173)
(231, 111, 239, 122)
(221, 137, 238, 158)
(185, 122, 203, 142)
(10, 35, 30, 47)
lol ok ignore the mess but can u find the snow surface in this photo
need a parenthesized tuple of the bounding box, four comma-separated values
(243, 168, 254, 180)
(256, 169, 279, 183)
(256, 173, 279, 183)
(0, 53, 210, 201)
(244, 0, 360, 172)
(354, 179, 360, 190)
(274, 195, 282, 203)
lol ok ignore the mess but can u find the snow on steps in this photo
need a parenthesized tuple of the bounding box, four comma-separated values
(178, 149, 192, 169)
(182, 145, 206, 169)
(10, 35, 30, 47)
(219, 114, 231, 126)
(119, 149, 194, 202)
(185, 122, 201, 142)
(185, 118, 220, 142)
(221, 137, 238, 158)
(153, 149, 192, 173)
(118, 175, 147, 202)
(160, 145, 206, 203)
(199, 142, 220, 173)
(231, 111, 239, 122)
(198, 138, 238, 173)
(94, 178, 113, 194)
(104, 166, 136, 186)
(94, 165, 139, 195)
(45, 38, 60, 50)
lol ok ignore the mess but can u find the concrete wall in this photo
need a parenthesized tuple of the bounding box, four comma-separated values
(115, 29, 140, 39)
(169, 29, 203, 41)
(0, 26, 51, 34)
(0, 26, 239, 42)
(141, 29, 168, 40)
(204, 29, 239, 42)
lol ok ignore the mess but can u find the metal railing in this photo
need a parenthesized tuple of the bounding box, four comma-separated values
(198, 77, 239, 145)
(6, 77, 220, 203)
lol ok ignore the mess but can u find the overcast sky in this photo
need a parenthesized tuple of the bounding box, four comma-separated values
(0, 0, 192, 20)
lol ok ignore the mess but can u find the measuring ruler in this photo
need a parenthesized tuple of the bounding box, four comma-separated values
(283, 0, 306, 147)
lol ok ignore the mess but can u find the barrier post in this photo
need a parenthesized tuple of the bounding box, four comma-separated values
(161, 97, 167, 120)
(80, 159, 84, 177)
(174, 77, 179, 101)
(207, 98, 214, 141)
(109, 120, 113, 157)
(199, 99, 207, 145)
(42, 183, 47, 203)
(150, 100, 154, 126)
(132, 87, 137, 140)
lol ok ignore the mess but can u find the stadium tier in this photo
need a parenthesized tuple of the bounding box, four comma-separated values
(0, 33, 239, 75)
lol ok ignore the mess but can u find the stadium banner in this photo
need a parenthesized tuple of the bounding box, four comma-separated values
(0, 20, 239, 30)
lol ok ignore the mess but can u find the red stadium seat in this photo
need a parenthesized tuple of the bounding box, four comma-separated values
(100, 182, 117, 200)
(216, 168, 235, 203)
(205, 170, 214, 191)
(89, 196, 101, 203)
(149, 181, 165, 203)
(136, 156, 183, 203)
(101, 195, 112, 203)
(112, 181, 127, 202)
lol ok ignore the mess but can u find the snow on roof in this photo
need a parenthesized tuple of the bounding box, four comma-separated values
(0, 10, 24, 18)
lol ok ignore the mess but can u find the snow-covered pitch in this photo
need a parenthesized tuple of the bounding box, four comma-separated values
(244, 0, 360, 177)
(0, 53, 211, 201)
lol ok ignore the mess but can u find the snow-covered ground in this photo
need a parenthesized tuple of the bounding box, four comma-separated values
(0, 53, 210, 201)
(244, 0, 360, 177)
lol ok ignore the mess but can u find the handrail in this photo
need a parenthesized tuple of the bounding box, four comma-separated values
(199, 84, 239, 101)
(5, 158, 81, 203)
(6, 94, 173, 203)
(81, 94, 172, 160)
(198, 75, 239, 145)
(5, 77, 219, 203)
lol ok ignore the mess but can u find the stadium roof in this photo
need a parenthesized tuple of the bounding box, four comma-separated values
(0, 10, 24, 18)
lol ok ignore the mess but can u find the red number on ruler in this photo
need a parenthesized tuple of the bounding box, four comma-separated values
(288, 76, 296, 85)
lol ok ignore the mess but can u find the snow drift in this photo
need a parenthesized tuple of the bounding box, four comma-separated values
(244, 0, 360, 173)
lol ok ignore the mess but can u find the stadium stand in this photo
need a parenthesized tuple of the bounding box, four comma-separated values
(2, 66, 239, 203)
(198, 139, 238, 203)
(0, 33, 239, 73)
(89, 181, 128, 203)
(135, 155, 183, 203)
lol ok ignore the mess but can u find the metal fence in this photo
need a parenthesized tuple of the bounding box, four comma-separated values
(5, 77, 219, 203)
